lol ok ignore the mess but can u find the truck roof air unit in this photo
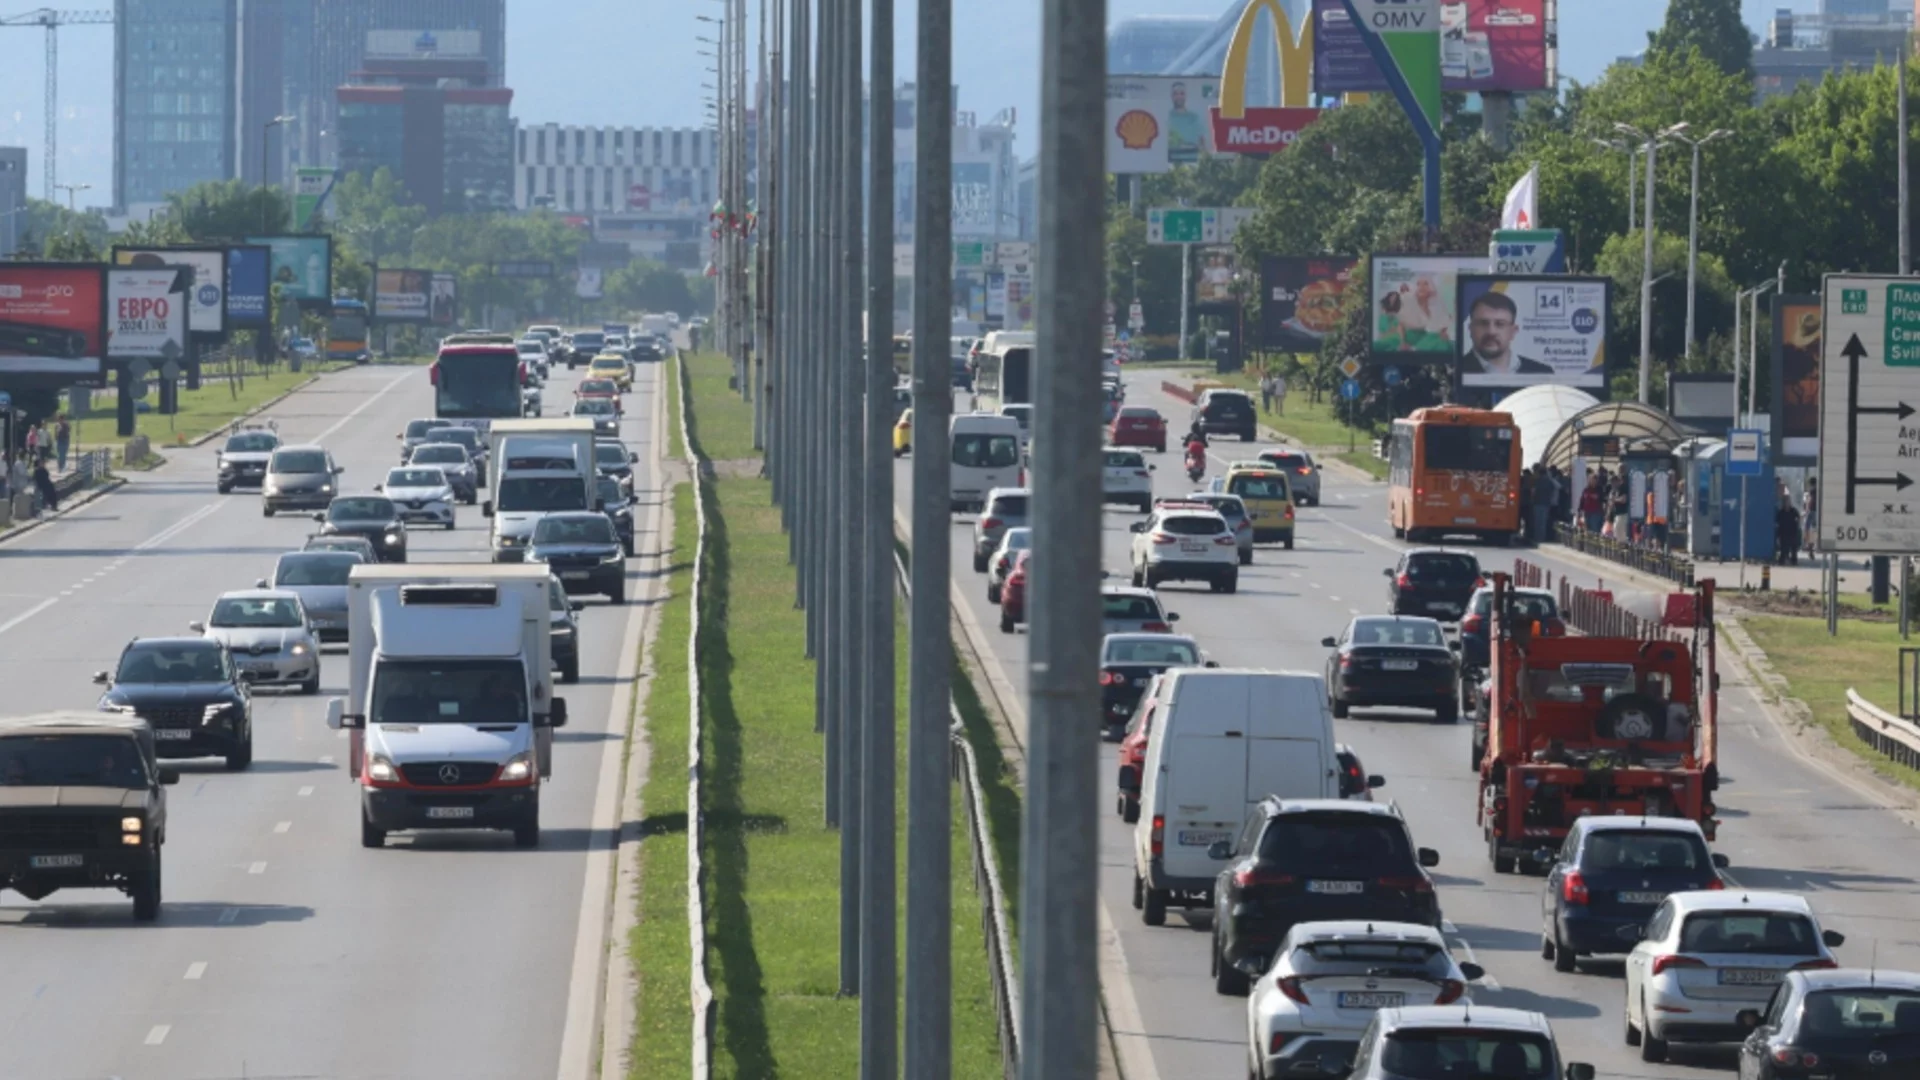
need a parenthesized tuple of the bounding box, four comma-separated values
(399, 584, 498, 607)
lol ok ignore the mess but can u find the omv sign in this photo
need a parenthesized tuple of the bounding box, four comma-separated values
(1358, 0, 1436, 30)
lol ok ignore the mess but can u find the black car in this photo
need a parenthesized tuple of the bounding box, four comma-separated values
(1322, 616, 1458, 722)
(546, 573, 582, 684)
(0, 714, 178, 921)
(1386, 548, 1483, 619)
(1190, 388, 1258, 442)
(1457, 585, 1564, 671)
(595, 440, 637, 493)
(951, 353, 974, 390)
(1207, 799, 1441, 995)
(1541, 817, 1726, 971)
(1099, 633, 1204, 739)
(528, 511, 627, 602)
(597, 475, 636, 555)
(628, 339, 664, 364)
(95, 637, 254, 770)
(1736, 969, 1920, 1079)
(565, 331, 606, 367)
(314, 495, 408, 562)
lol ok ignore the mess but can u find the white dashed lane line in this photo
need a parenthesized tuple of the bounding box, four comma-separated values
(183, 962, 206, 981)
(247, 862, 267, 875)
(273, 821, 292, 834)
(144, 1025, 170, 1046)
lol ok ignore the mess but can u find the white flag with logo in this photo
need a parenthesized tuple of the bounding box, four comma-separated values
(1501, 165, 1538, 230)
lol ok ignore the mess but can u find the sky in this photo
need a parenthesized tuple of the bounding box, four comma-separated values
(0, 1, 1808, 209)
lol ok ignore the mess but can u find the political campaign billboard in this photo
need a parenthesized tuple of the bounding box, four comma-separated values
(374, 268, 431, 322)
(225, 245, 272, 327)
(107, 267, 189, 361)
(431, 272, 457, 326)
(1772, 294, 1821, 465)
(1455, 274, 1611, 390)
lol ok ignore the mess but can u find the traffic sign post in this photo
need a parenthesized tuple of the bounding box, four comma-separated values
(1816, 276, 1920, 555)
(1727, 428, 1765, 588)
(1341, 377, 1361, 453)
(1339, 356, 1362, 379)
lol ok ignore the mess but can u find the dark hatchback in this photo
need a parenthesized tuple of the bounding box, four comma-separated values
(628, 338, 664, 364)
(1386, 548, 1483, 619)
(1191, 389, 1258, 442)
(95, 638, 254, 770)
(314, 495, 408, 562)
(1323, 616, 1458, 722)
(597, 475, 636, 555)
(1540, 817, 1728, 973)
(1458, 586, 1565, 671)
(528, 511, 627, 603)
(595, 440, 638, 493)
(1736, 969, 1920, 1079)
(1207, 799, 1441, 995)
(1099, 633, 1204, 739)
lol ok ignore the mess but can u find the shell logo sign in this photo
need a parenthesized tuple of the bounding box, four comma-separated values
(1115, 109, 1160, 151)
(1210, 0, 1324, 155)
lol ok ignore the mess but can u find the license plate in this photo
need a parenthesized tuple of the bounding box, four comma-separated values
(1718, 968, 1783, 986)
(1180, 542, 1206, 553)
(1307, 879, 1365, 895)
(1453, 516, 1478, 525)
(1178, 830, 1230, 847)
(426, 806, 476, 820)
(153, 728, 192, 741)
(562, 570, 590, 580)
(1619, 890, 1664, 905)
(243, 661, 275, 671)
(1383, 660, 1419, 671)
(1336, 991, 1405, 1009)
(29, 854, 83, 869)
(1427, 602, 1456, 613)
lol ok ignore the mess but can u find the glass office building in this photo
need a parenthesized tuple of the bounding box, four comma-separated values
(114, 0, 238, 208)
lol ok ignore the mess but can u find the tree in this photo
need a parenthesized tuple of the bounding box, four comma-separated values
(1647, 0, 1752, 80)
(1593, 229, 1735, 381)
(166, 179, 292, 240)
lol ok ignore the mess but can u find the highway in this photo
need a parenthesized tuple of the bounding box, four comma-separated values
(0, 359, 662, 1080)
(896, 370, 1920, 1080)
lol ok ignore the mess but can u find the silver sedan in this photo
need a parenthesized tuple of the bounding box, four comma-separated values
(190, 589, 321, 694)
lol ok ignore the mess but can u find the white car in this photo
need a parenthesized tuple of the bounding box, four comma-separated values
(1102, 447, 1155, 512)
(1247, 921, 1482, 1080)
(1343, 1006, 1593, 1080)
(986, 526, 1031, 605)
(1129, 503, 1238, 592)
(189, 589, 321, 694)
(380, 466, 456, 530)
(1100, 585, 1179, 635)
(1623, 890, 1845, 1063)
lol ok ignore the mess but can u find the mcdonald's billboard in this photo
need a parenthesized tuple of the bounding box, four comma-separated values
(1311, 0, 1552, 94)
(1209, 0, 1325, 156)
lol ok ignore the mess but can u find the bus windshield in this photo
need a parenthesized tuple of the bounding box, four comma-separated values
(328, 312, 368, 341)
(1422, 424, 1513, 473)
(436, 350, 522, 419)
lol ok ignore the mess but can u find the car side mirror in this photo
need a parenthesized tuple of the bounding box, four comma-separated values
(1320, 636, 1337, 648)
(312, 512, 326, 522)
(187, 620, 205, 633)
(1459, 962, 1485, 982)
(238, 670, 258, 683)
(1206, 840, 1232, 860)
(395, 432, 402, 439)
(333, 465, 344, 474)
(1382, 568, 1393, 577)
(93, 670, 111, 684)
(151, 765, 181, 787)
(1368, 774, 1386, 789)
(1166, 613, 1179, 622)
(325, 698, 345, 730)
(629, 452, 639, 462)
(1129, 521, 1147, 533)
(570, 601, 584, 611)
(1712, 853, 1731, 869)
(1822, 929, 1846, 947)
(373, 483, 382, 491)
(1204, 660, 1219, 668)
(482, 501, 494, 517)
(1565, 1065, 1595, 1080)
(254, 578, 268, 589)
(549, 698, 569, 729)
(1417, 847, 1440, 868)
(1734, 1010, 1763, 1034)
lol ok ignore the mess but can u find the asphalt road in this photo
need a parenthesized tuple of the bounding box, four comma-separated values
(0, 358, 663, 1080)
(896, 370, 1920, 1080)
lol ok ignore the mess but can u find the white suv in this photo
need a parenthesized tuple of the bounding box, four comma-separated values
(1102, 447, 1155, 512)
(1130, 504, 1239, 593)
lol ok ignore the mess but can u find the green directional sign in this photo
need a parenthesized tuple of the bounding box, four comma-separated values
(954, 242, 988, 269)
(1886, 284, 1920, 366)
(1149, 208, 1211, 245)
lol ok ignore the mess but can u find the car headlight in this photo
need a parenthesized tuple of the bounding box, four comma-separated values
(366, 753, 399, 783)
(499, 534, 523, 547)
(289, 643, 309, 656)
(498, 752, 535, 782)
(121, 816, 143, 833)
(204, 702, 233, 721)
(319, 483, 333, 493)
(602, 551, 624, 564)
(384, 532, 402, 546)
(101, 702, 136, 714)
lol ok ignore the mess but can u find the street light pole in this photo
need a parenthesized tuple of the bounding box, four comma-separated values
(1618, 121, 1686, 404)
(1669, 128, 1732, 359)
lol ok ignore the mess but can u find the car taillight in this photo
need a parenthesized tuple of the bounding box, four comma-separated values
(1150, 532, 1175, 544)
(1561, 870, 1589, 905)
(1377, 875, 1433, 894)
(1705, 877, 1725, 890)
(1018, 468, 1027, 486)
(1396, 573, 1412, 590)
(1134, 470, 1150, 478)
(1295, 466, 1310, 475)
(1793, 958, 1838, 971)
(1099, 671, 1120, 686)
(1008, 571, 1026, 585)
(1142, 621, 1170, 633)
(1283, 507, 1294, 520)
(980, 517, 1002, 531)
(1433, 979, 1466, 1005)
(1214, 535, 1236, 545)
(1276, 976, 1312, 1006)
(1415, 486, 1425, 497)
(1461, 614, 1484, 634)
(1150, 815, 1164, 856)
(1233, 868, 1295, 888)
(1773, 1048, 1820, 1069)
(1474, 576, 1487, 589)
(1650, 954, 1705, 977)
(518, 361, 527, 385)
(1236, 519, 1249, 532)
(428, 363, 440, 386)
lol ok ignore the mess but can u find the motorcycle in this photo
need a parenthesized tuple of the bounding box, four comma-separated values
(1184, 444, 1207, 485)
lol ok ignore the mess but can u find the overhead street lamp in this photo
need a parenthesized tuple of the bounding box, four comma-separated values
(1666, 126, 1734, 356)
(1616, 121, 1690, 403)
(1590, 138, 1647, 232)
(52, 181, 89, 212)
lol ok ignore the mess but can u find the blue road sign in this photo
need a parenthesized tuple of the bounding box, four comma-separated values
(1726, 428, 1765, 478)
(1340, 378, 1361, 401)
(1383, 365, 1403, 387)
(1117, 330, 1131, 343)
(0, 391, 10, 409)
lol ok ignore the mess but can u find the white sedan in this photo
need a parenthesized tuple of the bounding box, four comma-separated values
(1102, 447, 1155, 512)
(380, 466, 457, 530)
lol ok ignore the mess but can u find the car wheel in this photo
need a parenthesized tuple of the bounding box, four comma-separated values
(973, 551, 989, 573)
(130, 849, 161, 922)
(513, 812, 541, 849)
(217, 483, 232, 494)
(1132, 872, 1145, 910)
(1625, 994, 1643, 1046)
(1491, 831, 1516, 874)
(262, 506, 275, 518)
(1241, 431, 1255, 442)
(1554, 928, 1577, 973)
(225, 727, 253, 771)
(1000, 610, 1015, 634)
(1283, 536, 1295, 550)
(1122, 794, 1139, 824)
(1213, 928, 1250, 996)
(1434, 699, 1458, 724)
(1143, 569, 1159, 590)
(1131, 566, 1145, 588)
(562, 655, 580, 684)
(609, 579, 627, 604)
(1238, 550, 1252, 566)
(1223, 571, 1238, 595)
(1639, 996, 1667, 1061)
(1143, 887, 1168, 927)
(1542, 933, 1556, 960)
(624, 536, 636, 557)
(1331, 696, 1349, 719)
(301, 673, 321, 696)
(987, 583, 1001, 605)
(1469, 733, 1485, 772)
(362, 815, 386, 848)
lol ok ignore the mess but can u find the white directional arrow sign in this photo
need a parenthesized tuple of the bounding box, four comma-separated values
(1817, 275, 1920, 553)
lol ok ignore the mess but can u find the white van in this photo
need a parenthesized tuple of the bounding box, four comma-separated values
(949, 413, 1024, 513)
(1132, 668, 1341, 925)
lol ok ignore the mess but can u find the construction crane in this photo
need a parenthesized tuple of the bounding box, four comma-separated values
(0, 8, 114, 201)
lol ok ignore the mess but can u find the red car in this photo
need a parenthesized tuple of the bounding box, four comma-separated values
(998, 550, 1030, 633)
(1113, 675, 1166, 824)
(1109, 406, 1167, 452)
(576, 378, 623, 413)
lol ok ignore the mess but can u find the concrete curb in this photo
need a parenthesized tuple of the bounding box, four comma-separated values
(0, 477, 128, 548)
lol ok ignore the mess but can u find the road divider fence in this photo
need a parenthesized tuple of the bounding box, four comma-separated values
(1847, 688, 1920, 770)
(675, 356, 717, 1078)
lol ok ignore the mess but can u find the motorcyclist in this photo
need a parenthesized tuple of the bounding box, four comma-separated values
(1183, 429, 1208, 481)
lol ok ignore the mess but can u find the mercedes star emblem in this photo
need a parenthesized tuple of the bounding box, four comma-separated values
(1870, 1050, 1888, 1065)
(438, 763, 461, 784)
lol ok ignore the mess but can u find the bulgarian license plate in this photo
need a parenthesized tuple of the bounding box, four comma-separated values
(1383, 660, 1419, 671)
(152, 728, 192, 741)
(1180, 541, 1206, 554)
(1428, 602, 1456, 613)
(29, 854, 83, 869)
(1619, 890, 1665, 905)
(426, 806, 476, 820)
(562, 570, 590, 580)
(1178, 830, 1230, 847)
(1719, 968, 1783, 986)
(1453, 516, 1479, 525)
(1307, 879, 1365, 895)
(1337, 991, 1405, 1009)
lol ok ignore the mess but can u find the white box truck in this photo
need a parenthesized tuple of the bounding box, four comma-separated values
(325, 563, 567, 848)
(483, 418, 598, 562)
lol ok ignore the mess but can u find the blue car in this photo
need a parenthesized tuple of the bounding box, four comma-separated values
(1539, 817, 1728, 973)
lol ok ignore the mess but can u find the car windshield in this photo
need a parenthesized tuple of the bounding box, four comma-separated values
(1228, 474, 1290, 500)
(412, 446, 468, 466)
(1105, 451, 1144, 468)
(276, 555, 357, 586)
(517, 343, 543, 356)
(388, 469, 444, 488)
(498, 475, 586, 512)
(1350, 619, 1444, 646)
(1581, 830, 1707, 871)
(592, 358, 623, 368)
(405, 420, 438, 438)
(1799, 989, 1920, 1037)
(1379, 1030, 1554, 1079)
(1204, 393, 1252, 416)
(1195, 497, 1246, 521)
(1408, 554, 1481, 580)
(272, 450, 327, 473)
(329, 497, 394, 521)
(1159, 514, 1226, 536)
(988, 494, 1029, 518)
(210, 597, 303, 627)
(1119, 408, 1158, 421)
(597, 476, 624, 505)
(1678, 912, 1821, 956)
(225, 433, 276, 452)
(1104, 638, 1198, 666)
(1257, 814, 1414, 875)
(1470, 590, 1558, 620)
(596, 443, 630, 466)
(426, 429, 481, 451)
(575, 400, 616, 416)
(306, 538, 371, 554)
(1422, 424, 1514, 473)
(953, 433, 1020, 468)
(1002, 406, 1033, 429)
(369, 658, 529, 725)
(116, 645, 227, 684)
(572, 333, 604, 350)
(534, 515, 616, 544)
(1102, 594, 1166, 623)
(0, 735, 147, 788)
(998, 528, 1032, 552)
(580, 380, 617, 394)
(1293, 939, 1451, 978)
(1263, 452, 1309, 469)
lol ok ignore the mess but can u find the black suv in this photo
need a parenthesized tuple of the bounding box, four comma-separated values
(528, 511, 627, 602)
(95, 638, 255, 769)
(1386, 548, 1483, 619)
(0, 714, 177, 920)
(1207, 799, 1441, 995)
(314, 495, 408, 562)
(1190, 389, 1258, 442)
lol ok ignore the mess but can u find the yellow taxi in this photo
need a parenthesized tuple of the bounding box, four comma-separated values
(589, 352, 633, 391)
(893, 408, 912, 457)
(1222, 462, 1295, 548)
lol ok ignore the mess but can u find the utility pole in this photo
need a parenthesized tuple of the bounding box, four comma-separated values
(1669, 127, 1731, 358)
(818, 0, 843, 830)
(1902, 46, 1911, 278)
(1618, 121, 1686, 404)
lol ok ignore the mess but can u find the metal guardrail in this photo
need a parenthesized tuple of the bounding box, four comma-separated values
(1846, 688, 1920, 770)
(1556, 577, 1683, 642)
(675, 357, 716, 1078)
(1551, 522, 1695, 587)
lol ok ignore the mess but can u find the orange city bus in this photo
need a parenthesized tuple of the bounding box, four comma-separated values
(1387, 407, 1522, 545)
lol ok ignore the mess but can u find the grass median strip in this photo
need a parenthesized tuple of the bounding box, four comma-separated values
(1742, 615, 1920, 793)
(71, 360, 350, 452)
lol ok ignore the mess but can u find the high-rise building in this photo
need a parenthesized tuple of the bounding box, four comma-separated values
(114, 0, 238, 209)
(1754, 3, 1915, 101)
(512, 124, 719, 272)
(336, 30, 513, 215)
(0, 147, 25, 257)
(1108, 15, 1216, 74)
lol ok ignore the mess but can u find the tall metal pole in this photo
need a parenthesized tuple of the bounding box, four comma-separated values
(1732, 284, 1743, 421)
(833, 0, 866, 997)
(1637, 135, 1657, 404)
(738, 0, 752, 402)
(1628, 148, 1637, 235)
(1024, 0, 1106, 1068)
(1176, 242, 1189, 362)
(794, 0, 816, 626)
(754, 0, 771, 449)
(905, 0, 955, 1062)
(1902, 47, 1910, 277)
(819, 0, 843, 826)
(1685, 140, 1701, 357)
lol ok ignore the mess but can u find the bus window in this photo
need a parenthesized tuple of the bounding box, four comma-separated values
(1422, 425, 1514, 473)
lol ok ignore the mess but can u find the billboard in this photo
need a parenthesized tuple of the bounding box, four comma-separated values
(1455, 274, 1611, 390)
(431, 272, 457, 326)
(113, 246, 226, 335)
(107, 267, 189, 361)
(1261, 255, 1358, 353)
(952, 161, 997, 234)
(225, 244, 271, 326)
(1211, 0, 1322, 155)
(1106, 75, 1221, 174)
(246, 235, 333, 304)
(0, 263, 106, 376)
(374, 268, 432, 322)
(576, 267, 603, 300)
(365, 28, 481, 60)
(1369, 253, 1488, 361)
(1194, 247, 1242, 308)
(291, 168, 337, 232)
(1312, 0, 1552, 94)
(1772, 294, 1821, 464)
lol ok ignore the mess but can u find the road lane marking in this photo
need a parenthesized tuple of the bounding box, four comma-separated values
(217, 907, 238, 924)
(183, 962, 206, 981)
(273, 821, 292, 834)
(144, 1025, 170, 1045)
(313, 369, 417, 443)
(248, 861, 267, 875)
(297, 785, 314, 797)
(318, 755, 333, 764)
(0, 598, 58, 637)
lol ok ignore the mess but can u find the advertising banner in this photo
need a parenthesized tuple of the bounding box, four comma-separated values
(113, 247, 226, 335)
(225, 245, 271, 327)
(1314, 0, 1548, 94)
(1194, 247, 1242, 308)
(1369, 253, 1488, 361)
(246, 235, 333, 305)
(576, 267, 603, 300)
(107, 268, 189, 361)
(1261, 255, 1358, 353)
(1106, 75, 1221, 174)
(430, 272, 457, 326)
(0, 263, 106, 376)
(1455, 274, 1610, 390)
(952, 162, 996, 234)
(492, 260, 553, 279)
(292, 167, 338, 232)
(1488, 228, 1566, 274)
(374, 268, 432, 322)
(1772, 294, 1821, 464)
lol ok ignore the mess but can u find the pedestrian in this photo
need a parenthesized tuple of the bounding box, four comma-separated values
(1531, 464, 1557, 545)
(1608, 479, 1630, 543)
(1775, 496, 1801, 565)
(1579, 472, 1605, 533)
(54, 414, 70, 472)
(1518, 466, 1535, 542)
(1551, 465, 1572, 526)
(1272, 370, 1288, 416)
(1259, 369, 1275, 413)
(1801, 477, 1818, 556)
(31, 457, 57, 515)
(23, 422, 39, 464)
